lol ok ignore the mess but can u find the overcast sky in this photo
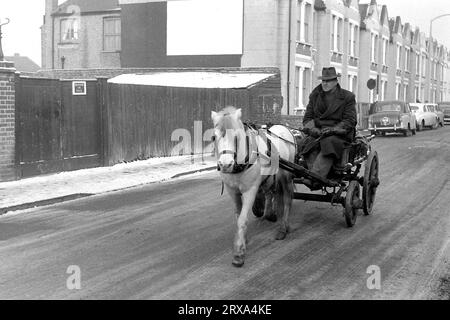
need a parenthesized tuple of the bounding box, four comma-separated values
(1, 0, 450, 67)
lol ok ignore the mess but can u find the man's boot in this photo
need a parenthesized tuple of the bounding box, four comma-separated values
(308, 152, 334, 190)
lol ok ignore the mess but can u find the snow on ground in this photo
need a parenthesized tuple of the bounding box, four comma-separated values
(0, 155, 217, 209)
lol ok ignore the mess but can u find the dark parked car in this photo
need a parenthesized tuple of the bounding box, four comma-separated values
(368, 101, 417, 136)
(437, 102, 450, 125)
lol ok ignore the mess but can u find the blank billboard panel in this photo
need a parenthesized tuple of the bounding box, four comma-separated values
(167, 0, 243, 56)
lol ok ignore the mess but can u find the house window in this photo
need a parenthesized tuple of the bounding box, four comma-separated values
(296, 2, 301, 42)
(382, 39, 388, 65)
(348, 23, 353, 56)
(302, 68, 310, 106)
(331, 16, 336, 50)
(295, 67, 300, 107)
(353, 25, 358, 57)
(331, 15, 342, 52)
(103, 17, 121, 51)
(61, 18, 79, 42)
(371, 33, 377, 63)
(337, 18, 342, 52)
(304, 3, 311, 43)
(380, 80, 387, 101)
(396, 83, 402, 100)
(396, 45, 401, 69)
(297, 1, 312, 43)
(404, 49, 410, 71)
(422, 54, 426, 75)
(416, 53, 420, 73)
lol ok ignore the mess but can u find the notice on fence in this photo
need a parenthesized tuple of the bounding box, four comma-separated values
(72, 81, 87, 96)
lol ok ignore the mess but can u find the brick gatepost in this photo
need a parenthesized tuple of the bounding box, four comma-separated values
(0, 60, 16, 182)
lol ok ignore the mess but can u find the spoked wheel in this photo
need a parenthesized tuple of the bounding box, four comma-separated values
(363, 151, 380, 215)
(252, 190, 265, 218)
(344, 180, 361, 228)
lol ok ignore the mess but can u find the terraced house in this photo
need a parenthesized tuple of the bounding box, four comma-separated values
(40, 0, 450, 114)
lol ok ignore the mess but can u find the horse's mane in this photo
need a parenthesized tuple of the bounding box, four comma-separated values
(215, 106, 244, 131)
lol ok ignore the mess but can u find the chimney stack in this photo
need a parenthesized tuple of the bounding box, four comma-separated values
(42, 0, 59, 69)
(45, 0, 59, 17)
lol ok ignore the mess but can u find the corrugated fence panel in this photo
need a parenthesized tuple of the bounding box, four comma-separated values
(107, 84, 254, 164)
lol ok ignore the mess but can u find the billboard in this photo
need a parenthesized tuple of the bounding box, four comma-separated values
(167, 0, 243, 56)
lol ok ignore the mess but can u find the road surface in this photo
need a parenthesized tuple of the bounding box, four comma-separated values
(0, 127, 449, 299)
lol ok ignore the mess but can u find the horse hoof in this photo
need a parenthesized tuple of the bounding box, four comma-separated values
(232, 256, 245, 267)
(275, 230, 287, 240)
(264, 213, 277, 223)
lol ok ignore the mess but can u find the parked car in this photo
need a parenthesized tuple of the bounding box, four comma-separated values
(437, 102, 450, 125)
(426, 103, 444, 127)
(409, 103, 439, 131)
(368, 101, 417, 136)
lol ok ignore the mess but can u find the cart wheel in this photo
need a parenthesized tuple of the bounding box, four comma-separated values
(363, 151, 379, 215)
(252, 191, 265, 218)
(344, 180, 360, 228)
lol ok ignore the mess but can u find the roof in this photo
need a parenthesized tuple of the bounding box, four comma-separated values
(54, 0, 119, 14)
(4, 54, 40, 72)
(359, 4, 369, 26)
(108, 71, 277, 89)
(380, 5, 388, 26)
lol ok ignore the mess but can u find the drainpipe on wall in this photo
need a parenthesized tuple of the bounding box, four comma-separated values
(52, 14, 55, 69)
(286, 0, 292, 115)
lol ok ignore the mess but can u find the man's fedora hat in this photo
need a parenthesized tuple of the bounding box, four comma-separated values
(318, 67, 341, 81)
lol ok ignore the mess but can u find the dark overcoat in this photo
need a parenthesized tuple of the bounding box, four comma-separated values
(301, 84, 357, 159)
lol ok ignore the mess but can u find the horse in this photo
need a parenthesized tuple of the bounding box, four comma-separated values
(211, 106, 296, 267)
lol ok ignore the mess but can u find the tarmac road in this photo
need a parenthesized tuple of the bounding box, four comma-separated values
(0, 127, 449, 300)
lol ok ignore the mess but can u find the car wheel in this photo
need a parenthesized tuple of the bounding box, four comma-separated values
(403, 129, 412, 137)
(416, 122, 422, 131)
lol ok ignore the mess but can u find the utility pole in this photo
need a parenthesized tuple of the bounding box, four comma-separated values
(429, 14, 450, 102)
(0, 18, 11, 61)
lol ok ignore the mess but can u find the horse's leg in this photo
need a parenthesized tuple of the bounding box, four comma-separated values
(232, 185, 259, 267)
(225, 185, 242, 219)
(263, 189, 277, 222)
(275, 173, 294, 240)
(262, 176, 277, 222)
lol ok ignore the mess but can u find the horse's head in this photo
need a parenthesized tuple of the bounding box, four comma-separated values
(211, 107, 247, 173)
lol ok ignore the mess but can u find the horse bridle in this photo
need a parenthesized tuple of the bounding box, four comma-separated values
(215, 128, 254, 174)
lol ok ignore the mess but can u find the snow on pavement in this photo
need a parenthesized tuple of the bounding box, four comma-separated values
(0, 155, 217, 209)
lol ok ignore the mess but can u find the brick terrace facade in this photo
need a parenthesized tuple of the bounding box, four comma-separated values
(0, 61, 16, 181)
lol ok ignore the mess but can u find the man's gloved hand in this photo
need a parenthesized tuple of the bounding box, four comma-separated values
(321, 127, 347, 136)
(309, 127, 321, 138)
(333, 128, 348, 136)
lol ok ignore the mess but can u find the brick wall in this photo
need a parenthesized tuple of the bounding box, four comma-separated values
(0, 62, 17, 181)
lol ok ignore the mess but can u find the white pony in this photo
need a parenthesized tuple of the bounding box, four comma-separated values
(211, 107, 296, 267)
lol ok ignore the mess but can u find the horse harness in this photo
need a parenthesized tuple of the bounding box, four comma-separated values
(217, 123, 276, 175)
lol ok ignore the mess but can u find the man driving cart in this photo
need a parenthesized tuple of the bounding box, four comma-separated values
(299, 67, 357, 190)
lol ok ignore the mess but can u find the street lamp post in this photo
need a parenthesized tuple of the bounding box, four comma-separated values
(429, 14, 450, 102)
(0, 18, 10, 61)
